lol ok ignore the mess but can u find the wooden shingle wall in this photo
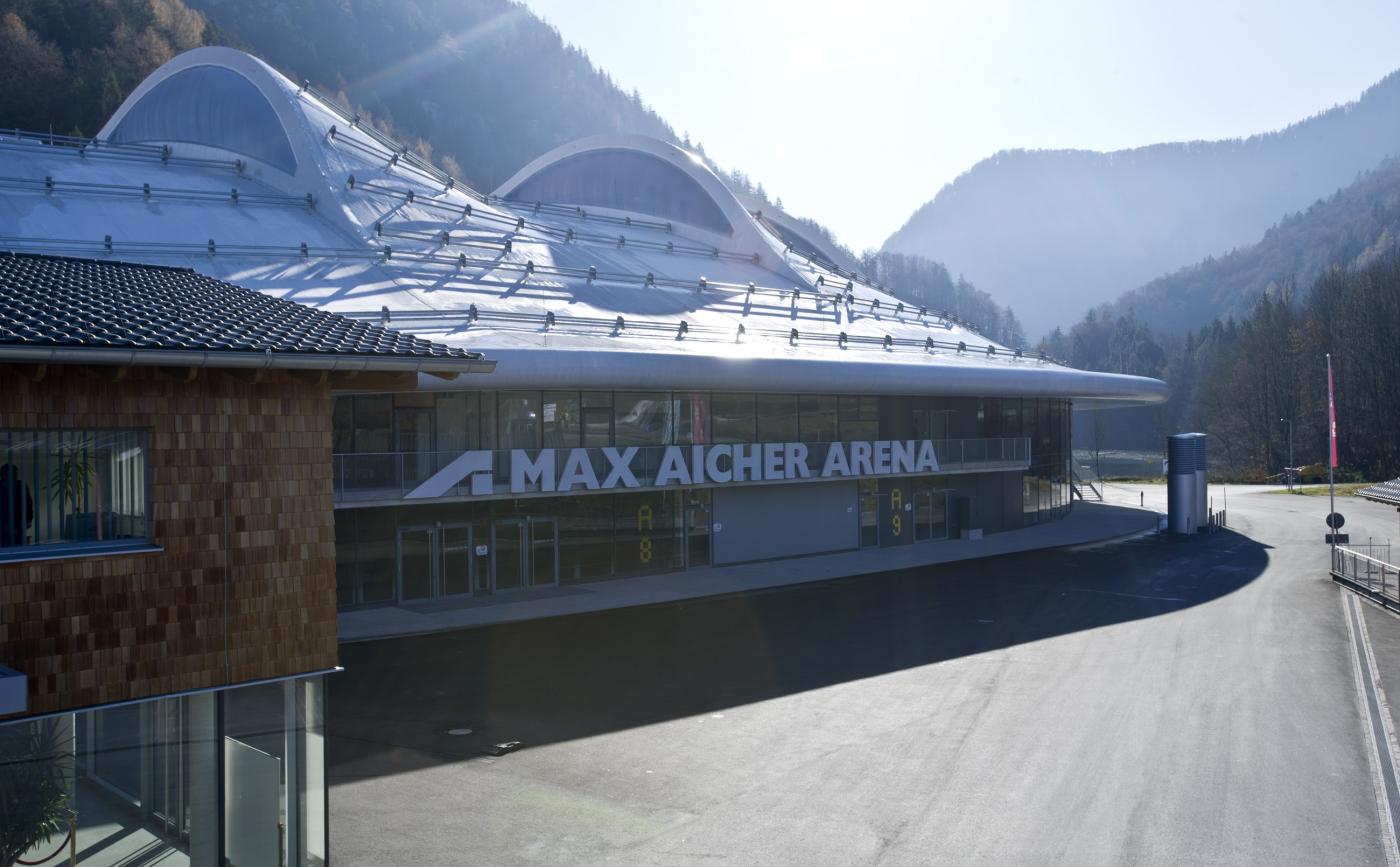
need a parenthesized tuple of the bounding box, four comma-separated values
(0, 364, 365, 718)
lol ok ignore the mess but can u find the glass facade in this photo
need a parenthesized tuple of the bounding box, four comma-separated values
(331, 390, 1074, 609)
(333, 391, 1058, 457)
(110, 64, 299, 173)
(0, 430, 150, 561)
(0, 675, 327, 866)
(503, 147, 734, 235)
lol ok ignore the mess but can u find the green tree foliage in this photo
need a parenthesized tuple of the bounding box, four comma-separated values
(860, 252, 1027, 348)
(1112, 157, 1400, 333)
(1046, 256, 1400, 481)
(184, 0, 680, 192)
(0, 0, 206, 137)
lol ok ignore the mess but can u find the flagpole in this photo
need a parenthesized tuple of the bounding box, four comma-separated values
(1327, 352, 1336, 554)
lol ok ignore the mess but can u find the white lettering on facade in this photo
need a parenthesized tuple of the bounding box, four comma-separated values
(512, 449, 555, 492)
(654, 446, 692, 486)
(873, 440, 892, 474)
(705, 444, 733, 483)
(891, 440, 914, 474)
(822, 443, 851, 476)
(557, 448, 600, 491)
(601, 447, 641, 488)
(732, 444, 761, 482)
(850, 441, 874, 476)
(785, 442, 810, 479)
(411, 439, 957, 499)
(762, 442, 784, 480)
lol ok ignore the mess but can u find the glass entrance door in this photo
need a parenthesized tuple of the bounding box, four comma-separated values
(530, 518, 559, 587)
(440, 524, 473, 597)
(858, 490, 880, 548)
(492, 520, 526, 591)
(914, 490, 950, 542)
(685, 503, 711, 568)
(397, 526, 434, 602)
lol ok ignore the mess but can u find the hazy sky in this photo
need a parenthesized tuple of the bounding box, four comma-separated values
(521, 0, 1400, 252)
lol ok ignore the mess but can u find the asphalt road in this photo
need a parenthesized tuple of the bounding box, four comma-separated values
(328, 485, 1400, 865)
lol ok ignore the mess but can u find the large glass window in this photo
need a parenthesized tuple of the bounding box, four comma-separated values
(756, 394, 799, 442)
(2, 675, 327, 867)
(838, 396, 878, 441)
(799, 395, 838, 442)
(0, 430, 149, 560)
(435, 392, 474, 454)
(614, 392, 672, 446)
(675, 392, 711, 444)
(350, 396, 391, 452)
(581, 391, 613, 447)
(497, 392, 541, 450)
(542, 391, 581, 448)
(711, 393, 756, 443)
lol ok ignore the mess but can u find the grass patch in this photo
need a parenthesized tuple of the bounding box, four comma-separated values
(1266, 482, 1375, 497)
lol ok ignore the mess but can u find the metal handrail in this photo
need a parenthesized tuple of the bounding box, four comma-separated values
(1333, 545, 1400, 606)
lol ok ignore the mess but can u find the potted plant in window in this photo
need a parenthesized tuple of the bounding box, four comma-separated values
(0, 719, 73, 867)
(50, 440, 103, 542)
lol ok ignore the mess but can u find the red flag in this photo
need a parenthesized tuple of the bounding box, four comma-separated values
(1328, 354, 1338, 468)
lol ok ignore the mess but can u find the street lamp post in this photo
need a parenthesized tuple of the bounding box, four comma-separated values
(1279, 417, 1294, 492)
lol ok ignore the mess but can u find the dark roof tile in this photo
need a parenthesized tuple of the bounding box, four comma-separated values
(0, 252, 479, 362)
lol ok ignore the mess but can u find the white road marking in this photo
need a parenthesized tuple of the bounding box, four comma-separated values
(1342, 590, 1400, 866)
(1065, 587, 1185, 603)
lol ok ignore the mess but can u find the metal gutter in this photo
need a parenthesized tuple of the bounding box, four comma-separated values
(0, 344, 495, 375)
(0, 666, 343, 726)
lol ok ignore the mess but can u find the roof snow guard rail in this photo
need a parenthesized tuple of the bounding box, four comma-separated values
(349, 183, 761, 264)
(306, 85, 490, 201)
(340, 305, 1045, 363)
(0, 175, 313, 209)
(0, 234, 1050, 363)
(2, 127, 245, 173)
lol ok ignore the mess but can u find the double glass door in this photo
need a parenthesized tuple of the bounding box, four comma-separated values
(914, 489, 950, 542)
(397, 523, 475, 603)
(490, 517, 558, 592)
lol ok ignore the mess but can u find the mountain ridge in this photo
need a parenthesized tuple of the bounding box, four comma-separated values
(882, 69, 1400, 337)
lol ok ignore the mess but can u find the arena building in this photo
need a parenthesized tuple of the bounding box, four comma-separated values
(0, 47, 1168, 612)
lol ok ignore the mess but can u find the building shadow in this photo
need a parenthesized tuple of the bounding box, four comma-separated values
(328, 528, 1268, 785)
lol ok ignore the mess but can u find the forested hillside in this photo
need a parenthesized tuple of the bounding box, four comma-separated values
(858, 252, 1026, 348)
(1043, 256, 1400, 482)
(0, 0, 207, 136)
(1109, 157, 1400, 332)
(884, 71, 1400, 338)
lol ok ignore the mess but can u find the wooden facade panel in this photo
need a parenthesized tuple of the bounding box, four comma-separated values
(0, 364, 382, 718)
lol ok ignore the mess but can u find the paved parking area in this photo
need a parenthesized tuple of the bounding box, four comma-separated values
(328, 487, 1400, 865)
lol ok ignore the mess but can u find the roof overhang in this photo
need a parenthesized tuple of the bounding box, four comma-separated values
(0, 345, 495, 376)
(409, 346, 1167, 405)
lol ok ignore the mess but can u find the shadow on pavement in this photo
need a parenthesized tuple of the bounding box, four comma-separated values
(329, 528, 1268, 785)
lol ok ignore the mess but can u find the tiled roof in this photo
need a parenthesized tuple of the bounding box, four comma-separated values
(1358, 478, 1400, 508)
(0, 251, 480, 361)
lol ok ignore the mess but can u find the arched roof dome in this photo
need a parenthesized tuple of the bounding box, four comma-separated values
(97, 47, 330, 186)
(106, 63, 298, 173)
(495, 135, 779, 261)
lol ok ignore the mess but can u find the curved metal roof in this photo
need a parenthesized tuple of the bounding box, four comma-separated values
(2, 48, 1169, 407)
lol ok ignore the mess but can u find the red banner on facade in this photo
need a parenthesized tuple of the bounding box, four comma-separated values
(1328, 354, 1338, 469)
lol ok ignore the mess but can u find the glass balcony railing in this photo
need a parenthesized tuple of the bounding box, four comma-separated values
(332, 437, 1031, 503)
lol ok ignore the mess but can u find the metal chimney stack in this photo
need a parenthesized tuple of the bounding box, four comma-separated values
(1167, 434, 1198, 534)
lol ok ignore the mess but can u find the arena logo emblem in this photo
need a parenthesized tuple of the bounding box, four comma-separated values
(406, 440, 940, 500)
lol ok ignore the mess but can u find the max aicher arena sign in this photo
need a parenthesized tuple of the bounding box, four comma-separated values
(406, 440, 942, 499)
